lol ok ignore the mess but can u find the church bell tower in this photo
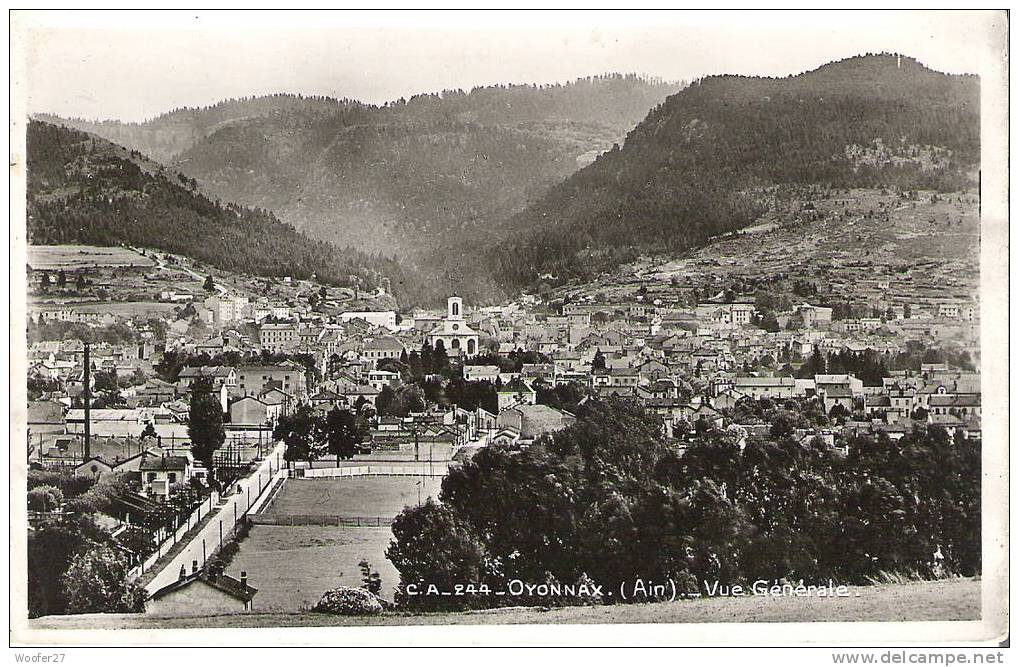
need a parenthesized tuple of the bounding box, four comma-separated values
(447, 296, 463, 320)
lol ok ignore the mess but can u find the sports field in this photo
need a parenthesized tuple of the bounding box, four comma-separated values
(226, 476, 444, 610)
(265, 476, 444, 519)
(226, 525, 400, 609)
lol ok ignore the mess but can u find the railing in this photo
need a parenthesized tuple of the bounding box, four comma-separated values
(249, 514, 393, 527)
(127, 491, 219, 578)
(141, 442, 286, 596)
(295, 464, 447, 478)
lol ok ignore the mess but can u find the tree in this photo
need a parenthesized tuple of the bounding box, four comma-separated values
(62, 543, 147, 614)
(387, 499, 492, 611)
(140, 422, 158, 440)
(592, 349, 607, 370)
(203, 275, 216, 292)
(275, 405, 323, 468)
(57, 270, 67, 287)
(758, 313, 780, 333)
(75, 273, 86, 291)
(359, 559, 382, 597)
(376, 385, 396, 417)
(432, 340, 450, 375)
(40, 273, 51, 290)
(188, 376, 225, 469)
(27, 485, 63, 511)
(321, 407, 368, 465)
(28, 516, 109, 617)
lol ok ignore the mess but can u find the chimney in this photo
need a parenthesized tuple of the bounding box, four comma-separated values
(240, 571, 248, 590)
(192, 560, 199, 575)
(179, 564, 186, 581)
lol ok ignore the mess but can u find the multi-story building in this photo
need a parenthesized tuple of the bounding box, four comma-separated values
(260, 322, 299, 353)
(235, 362, 308, 403)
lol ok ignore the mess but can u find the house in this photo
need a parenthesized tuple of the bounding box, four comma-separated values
(260, 387, 294, 415)
(734, 376, 796, 400)
(463, 365, 500, 383)
(134, 378, 179, 405)
(362, 336, 406, 366)
(177, 365, 237, 391)
(679, 403, 725, 429)
(73, 447, 164, 479)
(229, 396, 283, 429)
(148, 564, 257, 615)
(140, 453, 193, 499)
(815, 374, 865, 398)
(695, 302, 757, 325)
(490, 427, 522, 447)
(235, 363, 308, 403)
(259, 322, 300, 353)
(497, 378, 537, 411)
(928, 394, 982, 424)
(794, 304, 834, 328)
(821, 387, 856, 415)
(177, 366, 235, 412)
(340, 310, 398, 329)
(366, 370, 400, 391)
(591, 367, 640, 391)
(309, 388, 343, 410)
(711, 387, 748, 412)
(496, 404, 576, 442)
(339, 383, 381, 409)
(74, 457, 114, 479)
(520, 363, 556, 385)
(864, 394, 892, 419)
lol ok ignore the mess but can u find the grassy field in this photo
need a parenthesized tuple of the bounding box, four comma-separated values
(67, 301, 178, 315)
(28, 244, 155, 269)
(228, 476, 445, 610)
(29, 578, 980, 628)
(226, 525, 400, 608)
(266, 477, 444, 518)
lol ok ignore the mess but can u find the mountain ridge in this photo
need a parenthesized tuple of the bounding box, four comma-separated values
(36, 74, 686, 258)
(25, 119, 412, 297)
(476, 53, 980, 291)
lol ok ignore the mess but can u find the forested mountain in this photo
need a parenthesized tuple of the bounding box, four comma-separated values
(26, 120, 406, 294)
(35, 94, 362, 164)
(38, 75, 684, 258)
(481, 54, 980, 289)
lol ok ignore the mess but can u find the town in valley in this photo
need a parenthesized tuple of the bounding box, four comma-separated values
(19, 36, 989, 630)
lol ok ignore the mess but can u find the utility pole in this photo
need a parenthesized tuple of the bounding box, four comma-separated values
(83, 342, 91, 461)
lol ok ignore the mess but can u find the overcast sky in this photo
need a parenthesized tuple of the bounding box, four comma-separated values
(14, 10, 1005, 123)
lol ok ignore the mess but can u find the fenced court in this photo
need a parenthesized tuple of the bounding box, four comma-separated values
(232, 474, 445, 609)
(226, 525, 401, 608)
(259, 476, 444, 520)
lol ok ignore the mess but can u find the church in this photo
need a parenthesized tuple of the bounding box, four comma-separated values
(426, 296, 480, 357)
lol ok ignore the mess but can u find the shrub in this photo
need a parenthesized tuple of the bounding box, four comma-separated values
(28, 470, 96, 498)
(62, 543, 147, 613)
(27, 485, 63, 512)
(359, 559, 382, 596)
(312, 586, 384, 616)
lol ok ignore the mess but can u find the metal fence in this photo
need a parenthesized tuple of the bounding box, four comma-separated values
(248, 514, 393, 527)
(294, 464, 447, 478)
